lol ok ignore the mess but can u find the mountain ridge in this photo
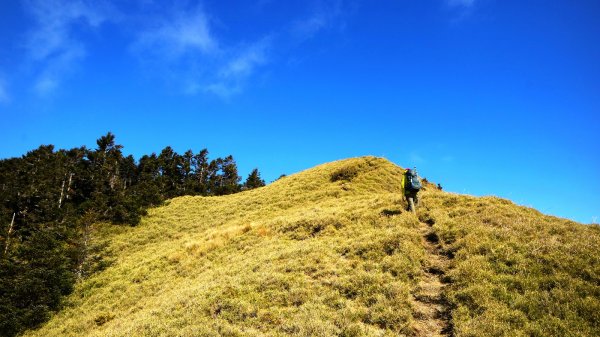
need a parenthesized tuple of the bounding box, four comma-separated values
(24, 156, 600, 337)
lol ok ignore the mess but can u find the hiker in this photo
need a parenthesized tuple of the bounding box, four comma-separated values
(402, 167, 422, 213)
(437, 183, 442, 191)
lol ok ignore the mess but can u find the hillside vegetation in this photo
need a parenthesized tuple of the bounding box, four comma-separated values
(0, 133, 266, 337)
(24, 157, 600, 337)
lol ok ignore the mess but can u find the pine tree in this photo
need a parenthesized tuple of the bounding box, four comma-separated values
(135, 154, 162, 207)
(0, 132, 260, 337)
(217, 156, 241, 195)
(193, 149, 210, 195)
(244, 168, 266, 190)
(158, 146, 184, 198)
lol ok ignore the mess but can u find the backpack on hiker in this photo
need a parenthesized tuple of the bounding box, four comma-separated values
(406, 168, 422, 192)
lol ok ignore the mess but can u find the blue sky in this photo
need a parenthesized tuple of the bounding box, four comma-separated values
(0, 0, 598, 223)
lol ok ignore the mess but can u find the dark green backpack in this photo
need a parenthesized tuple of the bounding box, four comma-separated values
(407, 169, 422, 191)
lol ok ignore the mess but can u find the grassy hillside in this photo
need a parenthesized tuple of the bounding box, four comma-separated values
(421, 194, 600, 336)
(24, 157, 600, 337)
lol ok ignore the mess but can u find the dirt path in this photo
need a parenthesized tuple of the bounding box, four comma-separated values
(411, 220, 452, 337)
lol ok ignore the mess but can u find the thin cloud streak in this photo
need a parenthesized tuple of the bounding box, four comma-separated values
(25, 0, 107, 60)
(203, 38, 271, 98)
(220, 42, 268, 79)
(156, 0, 352, 98)
(445, 0, 478, 22)
(201, 43, 270, 98)
(290, 0, 349, 42)
(292, 13, 328, 40)
(199, 0, 352, 98)
(33, 46, 85, 96)
(133, 4, 272, 98)
(20, 1, 353, 99)
(134, 6, 217, 60)
(24, 0, 112, 95)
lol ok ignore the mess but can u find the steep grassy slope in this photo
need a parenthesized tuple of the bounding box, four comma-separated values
(24, 157, 600, 337)
(420, 194, 600, 336)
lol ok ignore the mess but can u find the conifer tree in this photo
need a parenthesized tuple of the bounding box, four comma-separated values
(244, 168, 266, 190)
(0, 132, 259, 336)
(182, 150, 194, 194)
(158, 146, 184, 198)
(213, 156, 241, 195)
(135, 154, 162, 207)
(193, 149, 210, 195)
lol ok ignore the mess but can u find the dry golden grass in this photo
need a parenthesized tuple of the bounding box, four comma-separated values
(24, 156, 600, 337)
(419, 194, 600, 336)
(25, 157, 426, 337)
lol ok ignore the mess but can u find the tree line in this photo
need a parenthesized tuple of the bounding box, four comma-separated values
(0, 132, 265, 336)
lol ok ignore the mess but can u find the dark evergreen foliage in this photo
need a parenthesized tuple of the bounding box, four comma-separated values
(0, 132, 257, 337)
(244, 168, 266, 190)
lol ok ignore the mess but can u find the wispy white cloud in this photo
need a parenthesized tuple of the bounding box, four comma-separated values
(445, 0, 478, 22)
(134, 6, 217, 60)
(220, 41, 268, 79)
(24, 0, 112, 95)
(133, 5, 272, 98)
(33, 46, 85, 96)
(202, 39, 270, 98)
(291, 0, 349, 42)
(292, 13, 329, 40)
(132, 1, 350, 98)
(10, 1, 350, 101)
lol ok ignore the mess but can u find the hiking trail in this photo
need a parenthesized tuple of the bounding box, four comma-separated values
(411, 219, 452, 337)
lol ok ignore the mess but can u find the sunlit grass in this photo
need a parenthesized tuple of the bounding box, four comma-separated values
(420, 194, 600, 336)
(25, 156, 600, 337)
(25, 157, 426, 336)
